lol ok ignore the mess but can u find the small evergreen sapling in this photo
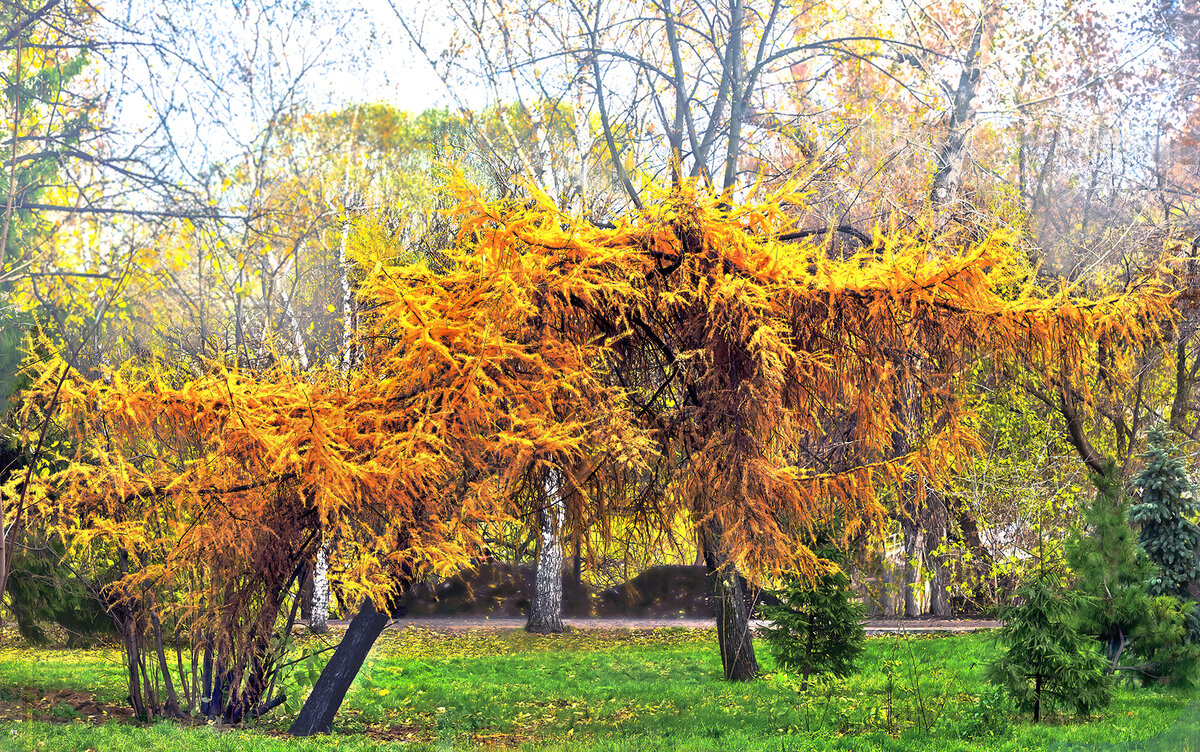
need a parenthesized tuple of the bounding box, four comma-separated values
(1130, 428, 1200, 617)
(1066, 459, 1199, 685)
(986, 570, 1111, 722)
(760, 550, 865, 692)
(1066, 463, 1156, 668)
(1133, 595, 1200, 686)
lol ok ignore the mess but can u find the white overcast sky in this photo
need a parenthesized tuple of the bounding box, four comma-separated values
(84, 0, 1170, 195)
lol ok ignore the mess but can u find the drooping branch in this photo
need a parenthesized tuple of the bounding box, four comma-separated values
(777, 225, 873, 247)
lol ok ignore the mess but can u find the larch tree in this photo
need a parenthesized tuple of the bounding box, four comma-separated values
(397, 0, 629, 632)
(20, 172, 1174, 726)
(18, 171, 650, 725)
(414, 177, 1172, 682)
(392, 0, 1157, 630)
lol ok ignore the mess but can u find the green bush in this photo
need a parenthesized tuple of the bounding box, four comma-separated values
(1066, 464, 1156, 664)
(1131, 427, 1200, 642)
(954, 686, 1014, 740)
(1067, 461, 1199, 685)
(5, 537, 114, 646)
(987, 571, 1112, 722)
(759, 551, 865, 692)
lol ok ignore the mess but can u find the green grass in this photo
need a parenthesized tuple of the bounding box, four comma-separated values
(0, 646, 126, 704)
(0, 627, 1194, 751)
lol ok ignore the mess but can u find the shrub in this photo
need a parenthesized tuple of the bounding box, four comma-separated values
(955, 686, 1014, 740)
(1067, 461, 1199, 685)
(6, 538, 113, 646)
(759, 551, 865, 692)
(1066, 464, 1156, 665)
(1130, 427, 1200, 642)
(987, 571, 1111, 722)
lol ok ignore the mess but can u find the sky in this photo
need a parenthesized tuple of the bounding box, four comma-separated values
(81, 0, 1178, 206)
(88, 0, 461, 186)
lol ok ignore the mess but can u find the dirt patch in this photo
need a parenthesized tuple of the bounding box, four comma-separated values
(467, 730, 539, 748)
(0, 687, 135, 724)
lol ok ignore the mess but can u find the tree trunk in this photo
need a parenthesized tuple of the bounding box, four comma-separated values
(300, 568, 313, 622)
(1034, 672, 1042, 723)
(200, 637, 213, 717)
(930, 16, 986, 208)
(310, 546, 329, 634)
(151, 613, 181, 717)
(925, 490, 951, 617)
(929, 562, 950, 617)
(572, 536, 582, 591)
(710, 565, 759, 681)
(800, 629, 814, 693)
(527, 471, 565, 634)
(901, 513, 924, 618)
(288, 598, 390, 737)
(702, 521, 759, 681)
(115, 608, 148, 721)
(951, 497, 995, 609)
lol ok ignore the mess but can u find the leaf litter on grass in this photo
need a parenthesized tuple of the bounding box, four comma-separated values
(0, 687, 134, 724)
(1049, 697, 1200, 751)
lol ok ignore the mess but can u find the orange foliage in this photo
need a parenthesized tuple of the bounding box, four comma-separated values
(19, 176, 1175, 623)
(437, 178, 1173, 582)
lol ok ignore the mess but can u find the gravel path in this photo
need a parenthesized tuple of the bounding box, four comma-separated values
(312, 615, 999, 633)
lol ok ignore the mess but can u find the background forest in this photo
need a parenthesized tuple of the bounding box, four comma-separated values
(0, 0, 1199, 749)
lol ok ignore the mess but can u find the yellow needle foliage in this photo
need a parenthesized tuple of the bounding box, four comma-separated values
(431, 176, 1173, 581)
(18, 176, 1175, 632)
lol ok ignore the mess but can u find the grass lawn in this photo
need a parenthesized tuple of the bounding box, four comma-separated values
(0, 627, 1194, 751)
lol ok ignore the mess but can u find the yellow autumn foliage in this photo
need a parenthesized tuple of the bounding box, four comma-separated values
(18, 175, 1176, 632)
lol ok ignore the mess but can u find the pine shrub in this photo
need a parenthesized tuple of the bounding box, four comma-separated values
(759, 553, 865, 692)
(6, 539, 114, 646)
(987, 571, 1111, 722)
(1130, 428, 1200, 604)
(1066, 462, 1156, 666)
(1067, 459, 1200, 685)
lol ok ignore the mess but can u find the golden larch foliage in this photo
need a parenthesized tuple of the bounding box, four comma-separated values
(19, 175, 1175, 630)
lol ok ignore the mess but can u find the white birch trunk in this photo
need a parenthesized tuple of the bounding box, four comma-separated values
(267, 251, 328, 632)
(310, 546, 330, 633)
(269, 253, 309, 370)
(312, 124, 358, 635)
(527, 469, 565, 634)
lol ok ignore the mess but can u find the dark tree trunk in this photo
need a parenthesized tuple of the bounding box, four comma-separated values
(572, 537, 582, 589)
(1058, 388, 1110, 477)
(115, 608, 148, 721)
(1034, 672, 1042, 723)
(951, 498, 994, 608)
(300, 567, 313, 622)
(711, 565, 759, 681)
(151, 613, 181, 717)
(200, 638, 213, 717)
(288, 598, 390, 737)
(800, 629, 814, 692)
(702, 523, 758, 681)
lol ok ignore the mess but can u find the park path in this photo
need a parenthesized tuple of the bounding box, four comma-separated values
(314, 615, 999, 633)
